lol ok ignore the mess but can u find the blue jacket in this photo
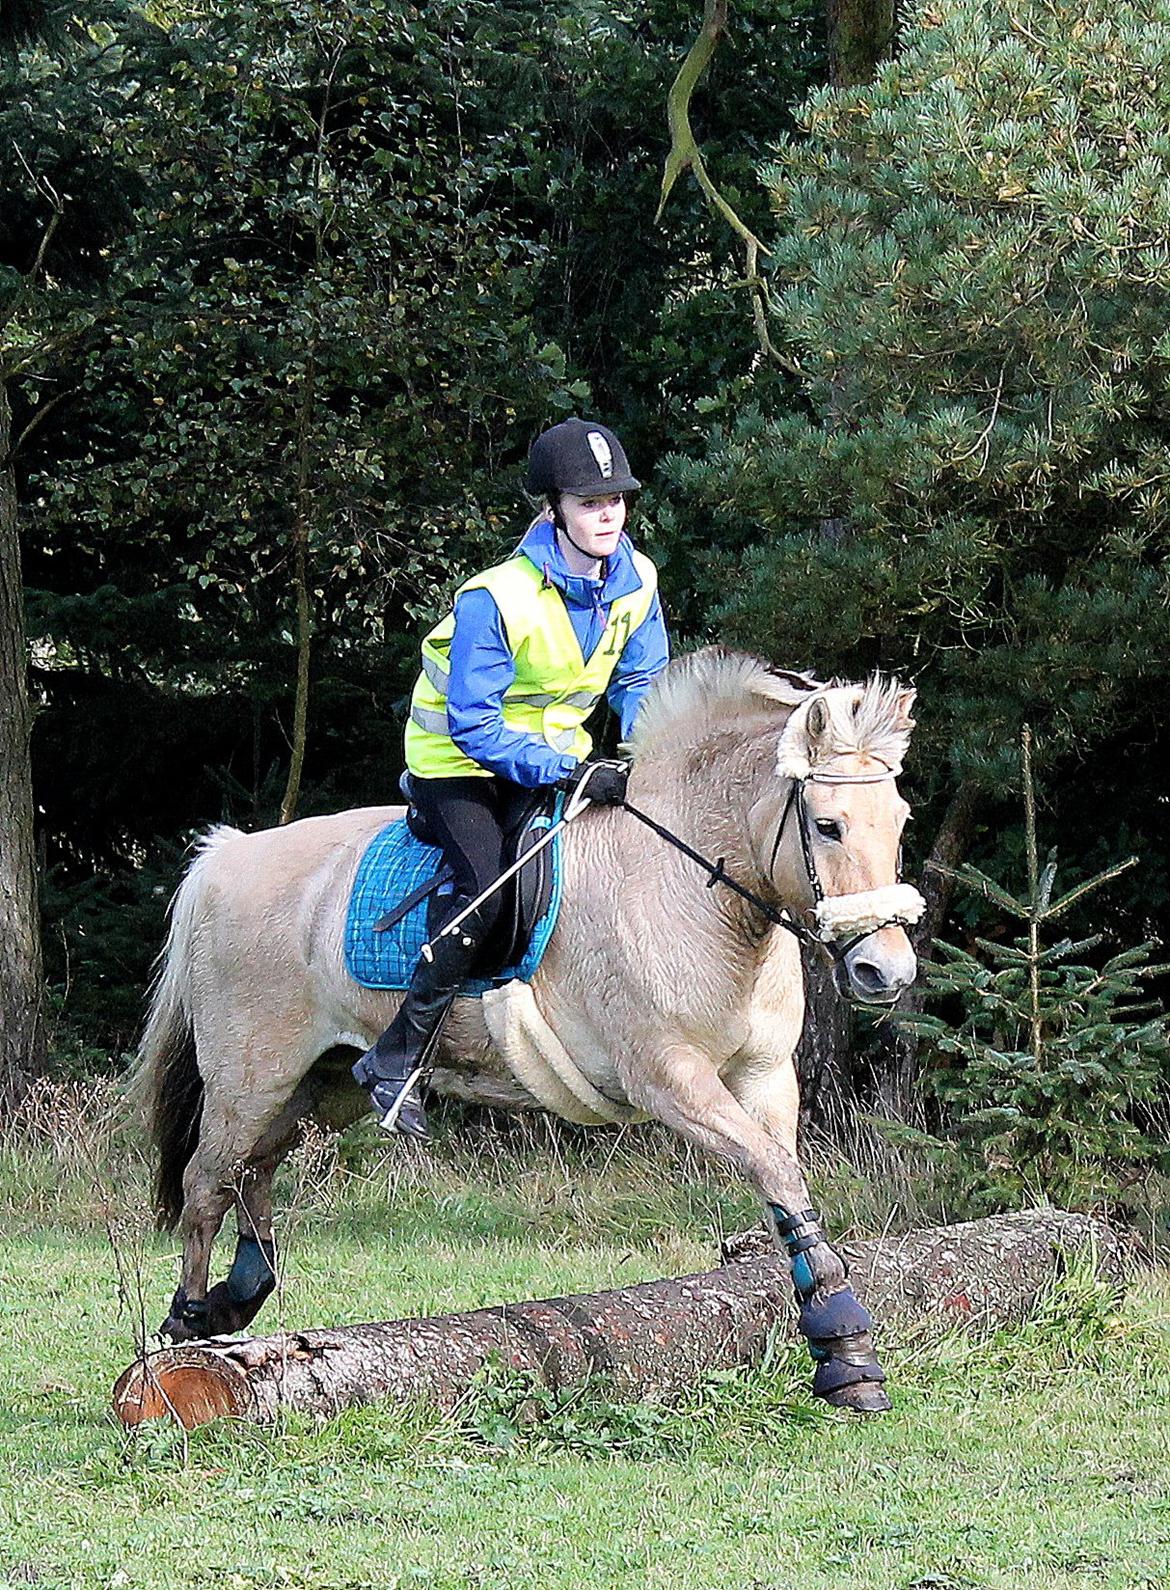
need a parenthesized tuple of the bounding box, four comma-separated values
(446, 518, 670, 787)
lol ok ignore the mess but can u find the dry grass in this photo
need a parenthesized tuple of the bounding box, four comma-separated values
(0, 1073, 955, 1263)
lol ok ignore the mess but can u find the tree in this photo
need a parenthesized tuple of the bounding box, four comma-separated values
(2, 2, 163, 1078)
(672, 0, 1170, 1108)
(43, 0, 581, 809)
(1, 4, 142, 1098)
(0, 366, 45, 1100)
(825, 0, 895, 87)
(902, 730, 1170, 1212)
(654, 0, 895, 1120)
(18, 0, 827, 1051)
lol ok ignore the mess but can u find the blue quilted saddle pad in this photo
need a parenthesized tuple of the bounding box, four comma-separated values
(344, 807, 563, 993)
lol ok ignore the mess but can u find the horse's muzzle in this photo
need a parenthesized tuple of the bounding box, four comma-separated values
(835, 931, 918, 1005)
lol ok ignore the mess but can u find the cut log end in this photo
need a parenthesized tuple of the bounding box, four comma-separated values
(113, 1351, 254, 1430)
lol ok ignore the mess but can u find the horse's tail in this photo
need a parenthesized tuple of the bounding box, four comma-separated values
(130, 825, 243, 1231)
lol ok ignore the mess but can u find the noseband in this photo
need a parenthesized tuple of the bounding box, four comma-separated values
(620, 765, 925, 968)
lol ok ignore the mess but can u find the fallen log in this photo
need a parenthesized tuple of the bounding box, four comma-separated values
(114, 1208, 1131, 1431)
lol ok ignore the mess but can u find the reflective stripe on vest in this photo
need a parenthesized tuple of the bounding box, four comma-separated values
(405, 550, 658, 779)
(420, 653, 448, 694)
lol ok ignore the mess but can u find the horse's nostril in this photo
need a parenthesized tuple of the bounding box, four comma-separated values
(852, 960, 889, 994)
(849, 959, 908, 1005)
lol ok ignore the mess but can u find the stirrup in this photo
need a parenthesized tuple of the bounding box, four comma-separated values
(375, 1066, 426, 1134)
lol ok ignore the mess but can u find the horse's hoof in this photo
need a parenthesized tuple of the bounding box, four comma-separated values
(160, 1287, 211, 1344)
(201, 1281, 251, 1336)
(821, 1379, 892, 1414)
(159, 1313, 203, 1345)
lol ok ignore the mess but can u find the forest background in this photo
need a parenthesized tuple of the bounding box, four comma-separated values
(4, 0, 1170, 1224)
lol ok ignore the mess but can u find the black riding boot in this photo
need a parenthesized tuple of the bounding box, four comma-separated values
(352, 919, 481, 1140)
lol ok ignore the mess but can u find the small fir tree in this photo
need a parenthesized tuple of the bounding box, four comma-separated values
(904, 729, 1170, 1211)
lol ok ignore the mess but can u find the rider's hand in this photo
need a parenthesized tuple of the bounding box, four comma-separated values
(560, 758, 629, 807)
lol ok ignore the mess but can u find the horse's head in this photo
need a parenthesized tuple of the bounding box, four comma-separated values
(759, 679, 923, 1005)
(627, 649, 925, 1003)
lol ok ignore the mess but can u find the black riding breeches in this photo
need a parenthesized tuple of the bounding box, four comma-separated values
(409, 773, 539, 966)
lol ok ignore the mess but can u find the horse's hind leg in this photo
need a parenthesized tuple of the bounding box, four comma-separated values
(161, 1140, 237, 1341)
(164, 1076, 319, 1341)
(200, 1160, 279, 1336)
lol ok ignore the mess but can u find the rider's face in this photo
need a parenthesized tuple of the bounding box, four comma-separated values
(558, 492, 627, 559)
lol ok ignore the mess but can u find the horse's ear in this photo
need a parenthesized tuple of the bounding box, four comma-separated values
(893, 688, 917, 731)
(776, 695, 822, 779)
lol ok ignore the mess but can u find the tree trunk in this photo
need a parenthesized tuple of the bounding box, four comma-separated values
(113, 1209, 1129, 1432)
(0, 379, 46, 1110)
(872, 777, 984, 1121)
(826, 0, 897, 87)
(915, 777, 983, 957)
(795, 949, 853, 1133)
(278, 345, 316, 827)
(799, 5, 900, 1120)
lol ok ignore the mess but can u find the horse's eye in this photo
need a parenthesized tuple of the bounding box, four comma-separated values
(814, 819, 843, 841)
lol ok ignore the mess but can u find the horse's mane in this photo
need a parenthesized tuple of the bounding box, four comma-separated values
(627, 646, 820, 760)
(629, 646, 915, 771)
(786, 674, 916, 774)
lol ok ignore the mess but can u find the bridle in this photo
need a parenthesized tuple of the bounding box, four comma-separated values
(620, 763, 925, 969)
(768, 766, 921, 945)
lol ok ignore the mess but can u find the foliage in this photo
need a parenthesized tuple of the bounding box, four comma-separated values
(0, 3, 148, 374)
(901, 730, 1170, 1211)
(674, 0, 1170, 800)
(28, 0, 576, 698)
(3, 0, 824, 1050)
(21, 0, 824, 741)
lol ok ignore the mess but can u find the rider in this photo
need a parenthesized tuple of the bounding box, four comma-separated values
(352, 417, 670, 1139)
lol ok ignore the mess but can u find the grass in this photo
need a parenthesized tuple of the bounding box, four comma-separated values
(0, 1082, 1168, 1590)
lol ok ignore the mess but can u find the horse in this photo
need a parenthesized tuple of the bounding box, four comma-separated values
(134, 647, 923, 1411)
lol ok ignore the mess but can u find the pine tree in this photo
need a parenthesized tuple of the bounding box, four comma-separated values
(674, 0, 1170, 815)
(669, 0, 1170, 1112)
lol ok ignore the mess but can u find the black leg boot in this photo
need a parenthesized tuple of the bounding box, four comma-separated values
(352, 923, 480, 1139)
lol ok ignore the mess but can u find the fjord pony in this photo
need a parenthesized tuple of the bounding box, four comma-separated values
(137, 648, 920, 1408)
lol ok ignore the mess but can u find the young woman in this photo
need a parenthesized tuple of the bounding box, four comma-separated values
(352, 417, 670, 1138)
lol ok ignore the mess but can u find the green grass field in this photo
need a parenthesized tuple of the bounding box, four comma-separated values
(1, 1085, 1168, 1590)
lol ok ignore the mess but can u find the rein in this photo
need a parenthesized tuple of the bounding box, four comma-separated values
(620, 797, 799, 938)
(620, 766, 922, 964)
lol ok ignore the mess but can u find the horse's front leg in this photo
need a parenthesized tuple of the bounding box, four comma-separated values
(631, 1043, 889, 1412)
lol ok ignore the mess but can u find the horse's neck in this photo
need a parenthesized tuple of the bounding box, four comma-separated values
(619, 740, 775, 929)
(629, 731, 769, 856)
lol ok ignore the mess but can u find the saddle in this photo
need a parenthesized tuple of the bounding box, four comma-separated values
(373, 772, 558, 975)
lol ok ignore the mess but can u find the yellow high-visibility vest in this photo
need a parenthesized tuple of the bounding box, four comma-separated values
(405, 550, 658, 779)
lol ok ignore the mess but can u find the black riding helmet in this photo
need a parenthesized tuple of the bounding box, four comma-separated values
(526, 417, 641, 498)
